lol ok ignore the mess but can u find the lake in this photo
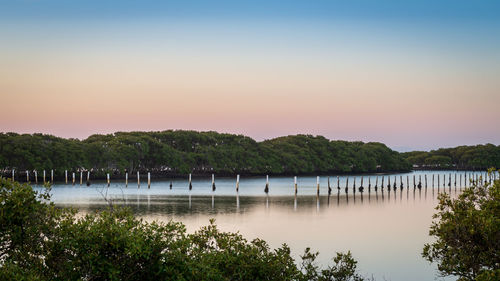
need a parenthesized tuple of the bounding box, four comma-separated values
(39, 170, 490, 281)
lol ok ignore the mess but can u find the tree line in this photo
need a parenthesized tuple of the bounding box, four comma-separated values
(0, 131, 410, 178)
(401, 144, 500, 170)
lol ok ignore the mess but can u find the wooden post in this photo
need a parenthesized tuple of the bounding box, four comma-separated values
(43, 170, 46, 184)
(381, 176, 384, 190)
(65, 170, 68, 184)
(406, 175, 409, 188)
(34, 170, 38, 184)
(264, 175, 269, 194)
(393, 176, 397, 190)
(294, 176, 297, 194)
(12, 169, 14, 181)
(400, 175, 403, 190)
(148, 172, 151, 189)
(459, 173, 462, 187)
(137, 171, 140, 188)
(26, 170, 29, 183)
(432, 174, 435, 188)
(316, 176, 320, 195)
(72, 172, 75, 185)
(353, 176, 356, 194)
(413, 175, 416, 188)
(125, 172, 128, 187)
(345, 176, 349, 193)
(51, 170, 54, 183)
(368, 177, 371, 192)
(211, 174, 216, 192)
(387, 176, 390, 190)
(236, 174, 240, 192)
(80, 171, 83, 185)
(328, 176, 331, 194)
(454, 173, 457, 187)
(375, 176, 378, 191)
(87, 171, 90, 185)
(360, 176, 364, 192)
(438, 174, 440, 190)
(418, 175, 422, 189)
(337, 176, 340, 190)
(107, 173, 110, 187)
(425, 174, 427, 188)
(189, 173, 192, 190)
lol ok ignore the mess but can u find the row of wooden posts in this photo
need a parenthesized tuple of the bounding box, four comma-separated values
(6, 169, 498, 193)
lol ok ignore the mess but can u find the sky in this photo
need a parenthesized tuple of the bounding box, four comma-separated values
(0, 0, 499, 151)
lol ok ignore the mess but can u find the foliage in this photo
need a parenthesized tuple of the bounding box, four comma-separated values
(0, 131, 410, 176)
(402, 144, 500, 169)
(422, 169, 500, 281)
(0, 178, 369, 281)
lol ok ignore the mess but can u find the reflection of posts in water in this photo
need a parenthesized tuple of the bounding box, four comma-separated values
(337, 190, 340, 205)
(425, 174, 428, 189)
(265, 194, 269, 209)
(424, 185, 427, 199)
(212, 174, 216, 192)
(360, 190, 364, 203)
(236, 193, 240, 211)
(211, 194, 214, 209)
(327, 191, 331, 206)
(147, 192, 150, 208)
(316, 194, 320, 212)
(432, 174, 434, 189)
(189, 193, 192, 209)
(294, 194, 297, 210)
(448, 173, 451, 193)
(137, 171, 140, 189)
(437, 175, 440, 193)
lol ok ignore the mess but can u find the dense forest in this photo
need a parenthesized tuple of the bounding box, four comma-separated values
(0, 131, 410, 178)
(401, 144, 500, 170)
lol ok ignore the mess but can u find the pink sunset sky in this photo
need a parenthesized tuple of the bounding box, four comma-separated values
(1, 2, 499, 151)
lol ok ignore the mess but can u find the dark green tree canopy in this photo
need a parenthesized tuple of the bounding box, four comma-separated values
(0, 131, 411, 176)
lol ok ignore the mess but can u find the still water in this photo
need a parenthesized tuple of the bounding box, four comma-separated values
(40, 170, 490, 281)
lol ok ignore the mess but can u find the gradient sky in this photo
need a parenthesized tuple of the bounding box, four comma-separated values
(1, 0, 499, 151)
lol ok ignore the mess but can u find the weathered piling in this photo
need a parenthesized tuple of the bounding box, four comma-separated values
(337, 176, 340, 190)
(353, 176, 356, 194)
(406, 175, 409, 189)
(418, 175, 422, 189)
(65, 170, 68, 184)
(432, 174, 434, 188)
(189, 173, 192, 190)
(264, 175, 269, 194)
(125, 172, 128, 187)
(237, 174, 240, 192)
(345, 176, 349, 193)
(413, 175, 416, 188)
(381, 176, 384, 190)
(317, 176, 320, 195)
(80, 171, 83, 185)
(86, 171, 90, 186)
(26, 170, 29, 183)
(211, 174, 216, 192)
(400, 175, 403, 190)
(170, 181, 173, 189)
(107, 173, 110, 187)
(368, 177, 371, 192)
(387, 176, 391, 190)
(294, 176, 298, 194)
(328, 176, 332, 194)
(454, 173, 457, 187)
(51, 170, 54, 183)
(438, 175, 440, 191)
(425, 174, 427, 188)
(359, 176, 364, 193)
(137, 171, 140, 188)
(393, 176, 397, 191)
(375, 176, 378, 191)
(72, 172, 75, 185)
(43, 170, 46, 184)
(34, 170, 38, 184)
(12, 169, 14, 181)
(148, 172, 151, 189)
